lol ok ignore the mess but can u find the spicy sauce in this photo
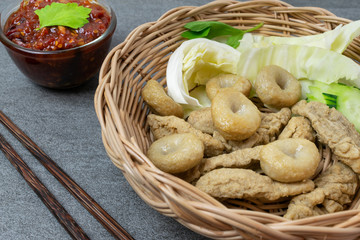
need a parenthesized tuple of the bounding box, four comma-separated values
(5, 0, 111, 51)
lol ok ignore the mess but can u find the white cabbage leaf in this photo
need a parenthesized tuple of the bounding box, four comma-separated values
(237, 44, 360, 88)
(237, 20, 360, 53)
(166, 38, 240, 109)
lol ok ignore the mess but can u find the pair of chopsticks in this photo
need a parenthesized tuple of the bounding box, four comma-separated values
(0, 110, 134, 240)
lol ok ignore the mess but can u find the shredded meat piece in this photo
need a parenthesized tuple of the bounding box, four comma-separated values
(187, 107, 215, 135)
(284, 162, 358, 220)
(195, 168, 314, 201)
(179, 141, 262, 183)
(292, 100, 360, 173)
(212, 131, 233, 152)
(278, 116, 316, 141)
(176, 160, 203, 184)
(199, 146, 262, 175)
(147, 114, 224, 157)
(228, 108, 291, 151)
(186, 107, 291, 152)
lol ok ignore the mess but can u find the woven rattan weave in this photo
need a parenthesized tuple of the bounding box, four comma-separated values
(94, 0, 360, 239)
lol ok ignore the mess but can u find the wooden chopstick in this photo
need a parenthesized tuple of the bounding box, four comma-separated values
(0, 111, 134, 240)
(0, 133, 90, 240)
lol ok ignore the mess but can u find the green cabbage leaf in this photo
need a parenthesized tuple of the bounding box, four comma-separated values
(237, 20, 360, 54)
(237, 44, 360, 88)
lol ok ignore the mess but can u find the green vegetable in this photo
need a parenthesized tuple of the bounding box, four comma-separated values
(182, 85, 212, 116)
(169, 21, 360, 118)
(236, 44, 360, 88)
(181, 21, 263, 48)
(307, 88, 338, 108)
(35, 3, 92, 30)
(237, 20, 360, 53)
(166, 38, 240, 112)
(321, 93, 338, 109)
(305, 80, 360, 132)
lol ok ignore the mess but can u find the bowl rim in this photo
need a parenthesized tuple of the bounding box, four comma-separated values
(0, 0, 117, 55)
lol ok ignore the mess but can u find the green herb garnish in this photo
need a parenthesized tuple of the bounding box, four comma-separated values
(181, 21, 263, 48)
(35, 2, 92, 30)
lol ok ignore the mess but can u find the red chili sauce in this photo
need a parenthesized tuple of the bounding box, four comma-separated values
(4, 0, 111, 51)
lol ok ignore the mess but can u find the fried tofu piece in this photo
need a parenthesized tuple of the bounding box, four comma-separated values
(195, 168, 314, 201)
(284, 188, 326, 219)
(278, 116, 316, 142)
(187, 107, 292, 152)
(212, 131, 233, 152)
(284, 162, 358, 220)
(178, 145, 262, 183)
(292, 100, 360, 173)
(147, 114, 224, 157)
(199, 145, 263, 175)
(187, 107, 215, 135)
(228, 108, 291, 150)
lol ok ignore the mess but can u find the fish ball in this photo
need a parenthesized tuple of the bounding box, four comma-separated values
(147, 133, 204, 174)
(254, 65, 301, 108)
(211, 88, 261, 141)
(260, 138, 320, 183)
(206, 73, 252, 100)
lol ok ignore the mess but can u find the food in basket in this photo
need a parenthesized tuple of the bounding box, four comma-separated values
(293, 100, 360, 173)
(211, 88, 261, 141)
(278, 116, 316, 141)
(187, 107, 292, 150)
(195, 145, 263, 177)
(181, 21, 263, 49)
(167, 20, 360, 118)
(93, 1, 360, 237)
(147, 133, 204, 174)
(147, 114, 224, 157)
(237, 20, 360, 54)
(224, 108, 291, 151)
(237, 44, 360, 87)
(140, 19, 360, 220)
(4, 0, 111, 51)
(254, 65, 301, 108)
(187, 107, 215, 135)
(166, 38, 240, 113)
(195, 168, 315, 201)
(205, 73, 252, 100)
(304, 79, 360, 132)
(141, 80, 184, 118)
(284, 162, 358, 220)
(259, 138, 320, 183)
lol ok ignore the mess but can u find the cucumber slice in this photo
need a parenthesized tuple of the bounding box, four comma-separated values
(306, 80, 360, 132)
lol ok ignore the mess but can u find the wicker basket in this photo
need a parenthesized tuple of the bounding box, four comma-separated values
(94, 0, 360, 239)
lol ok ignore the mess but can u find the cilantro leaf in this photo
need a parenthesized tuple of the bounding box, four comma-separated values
(181, 21, 263, 48)
(35, 2, 92, 30)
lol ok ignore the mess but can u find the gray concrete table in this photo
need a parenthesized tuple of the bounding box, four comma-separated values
(0, 0, 359, 239)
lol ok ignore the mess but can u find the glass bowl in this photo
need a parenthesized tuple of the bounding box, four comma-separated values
(0, 0, 116, 89)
